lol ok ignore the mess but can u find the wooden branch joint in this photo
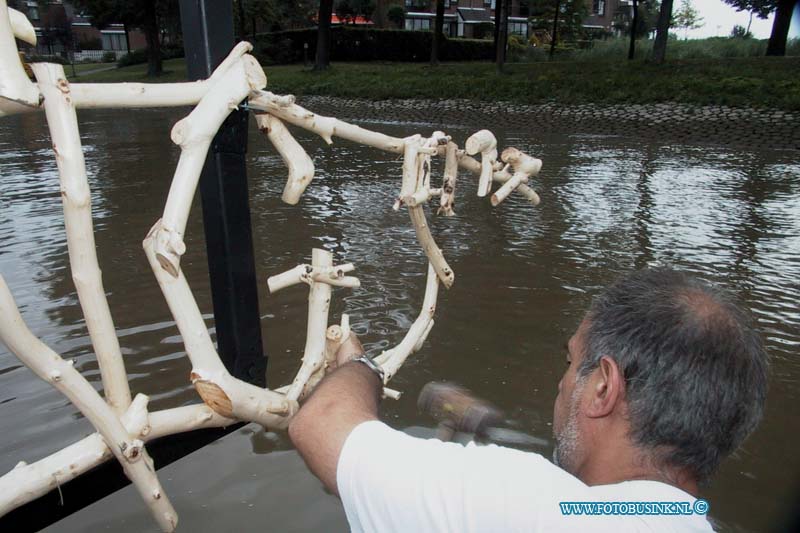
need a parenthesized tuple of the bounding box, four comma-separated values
(465, 130, 498, 197)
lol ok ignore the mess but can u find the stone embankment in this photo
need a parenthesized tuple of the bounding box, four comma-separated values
(303, 96, 799, 151)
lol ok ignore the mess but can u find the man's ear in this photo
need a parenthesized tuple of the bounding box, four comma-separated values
(585, 356, 624, 418)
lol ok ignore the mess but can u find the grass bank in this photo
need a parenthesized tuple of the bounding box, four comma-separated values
(73, 56, 800, 111)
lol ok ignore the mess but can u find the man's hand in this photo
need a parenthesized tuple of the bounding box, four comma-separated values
(334, 331, 365, 368)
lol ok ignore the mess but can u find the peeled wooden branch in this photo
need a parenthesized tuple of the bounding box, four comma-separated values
(255, 113, 315, 205)
(438, 142, 458, 216)
(284, 249, 333, 402)
(491, 172, 529, 206)
(400, 136, 455, 288)
(465, 130, 498, 197)
(9, 5, 35, 44)
(267, 262, 357, 293)
(458, 148, 541, 206)
(0, 403, 231, 517)
(156, 55, 266, 276)
(144, 220, 295, 427)
(32, 62, 132, 415)
(249, 90, 405, 153)
(374, 263, 440, 381)
(0, 276, 178, 531)
(0, 1, 40, 116)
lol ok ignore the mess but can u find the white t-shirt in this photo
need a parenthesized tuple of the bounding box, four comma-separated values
(337, 421, 714, 532)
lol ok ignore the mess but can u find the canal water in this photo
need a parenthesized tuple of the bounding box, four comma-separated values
(0, 100, 798, 532)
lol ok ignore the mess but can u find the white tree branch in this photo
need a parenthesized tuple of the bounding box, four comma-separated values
(32, 62, 132, 415)
(0, 276, 178, 531)
(155, 55, 266, 276)
(255, 113, 315, 205)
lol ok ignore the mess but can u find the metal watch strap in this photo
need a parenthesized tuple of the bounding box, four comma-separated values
(353, 355, 385, 382)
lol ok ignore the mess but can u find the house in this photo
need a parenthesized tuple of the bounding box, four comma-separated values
(15, 0, 146, 60)
(403, 0, 530, 39)
(399, 0, 633, 40)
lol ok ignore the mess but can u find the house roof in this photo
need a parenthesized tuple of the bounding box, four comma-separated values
(457, 8, 493, 24)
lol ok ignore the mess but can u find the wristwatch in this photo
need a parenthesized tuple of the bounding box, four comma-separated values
(353, 354, 385, 382)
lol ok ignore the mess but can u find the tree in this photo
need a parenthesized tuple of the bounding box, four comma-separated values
(40, 2, 74, 56)
(335, 0, 355, 24)
(723, 0, 798, 56)
(387, 5, 405, 28)
(74, 0, 167, 77)
(354, 0, 376, 21)
(315, 0, 334, 70)
(528, 0, 588, 58)
(431, 0, 445, 66)
(628, 0, 638, 60)
(672, 0, 703, 39)
(496, 0, 510, 71)
(652, 0, 673, 64)
(730, 24, 752, 37)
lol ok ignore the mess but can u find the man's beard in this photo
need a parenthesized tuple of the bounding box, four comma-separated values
(553, 380, 584, 474)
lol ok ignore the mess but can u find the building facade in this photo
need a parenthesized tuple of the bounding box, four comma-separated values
(403, 0, 530, 39)
(401, 0, 633, 39)
(15, 0, 146, 59)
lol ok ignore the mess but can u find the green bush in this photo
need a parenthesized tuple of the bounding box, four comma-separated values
(26, 54, 69, 65)
(102, 51, 117, 63)
(254, 26, 493, 64)
(117, 46, 185, 67)
(117, 48, 148, 67)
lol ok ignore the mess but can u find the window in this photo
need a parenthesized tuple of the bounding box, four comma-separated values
(405, 18, 431, 31)
(102, 33, 127, 51)
(592, 0, 605, 16)
(26, 1, 39, 20)
(509, 21, 527, 37)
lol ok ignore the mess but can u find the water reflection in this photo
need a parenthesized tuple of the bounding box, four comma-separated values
(0, 103, 798, 532)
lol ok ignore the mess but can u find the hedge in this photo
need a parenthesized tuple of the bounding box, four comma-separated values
(254, 26, 494, 64)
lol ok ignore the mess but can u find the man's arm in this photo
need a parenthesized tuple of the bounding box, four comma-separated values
(288, 345, 382, 494)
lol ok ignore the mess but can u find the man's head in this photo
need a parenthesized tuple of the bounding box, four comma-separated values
(553, 268, 768, 487)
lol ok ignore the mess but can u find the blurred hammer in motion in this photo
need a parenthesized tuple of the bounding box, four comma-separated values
(418, 381, 503, 442)
(418, 381, 550, 448)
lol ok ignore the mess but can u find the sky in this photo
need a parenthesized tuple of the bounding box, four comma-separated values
(682, 0, 800, 39)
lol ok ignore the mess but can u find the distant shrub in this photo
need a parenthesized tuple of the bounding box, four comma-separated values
(254, 26, 493, 64)
(102, 51, 117, 63)
(27, 54, 69, 65)
(117, 49, 147, 67)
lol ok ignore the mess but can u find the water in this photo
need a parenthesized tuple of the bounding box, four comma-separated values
(1, 101, 798, 532)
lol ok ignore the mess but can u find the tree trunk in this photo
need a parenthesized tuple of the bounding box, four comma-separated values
(549, 0, 561, 60)
(493, 0, 503, 61)
(766, 0, 796, 56)
(236, 0, 246, 40)
(315, 0, 334, 71)
(652, 0, 673, 64)
(143, 1, 162, 77)
(431, 0, 445, 65)
(496, 0, 509, 72)
(123, 23, 131, 54)
(628, 0, 639, 60)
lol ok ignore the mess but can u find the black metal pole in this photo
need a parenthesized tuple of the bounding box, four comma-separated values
(178, 0, 267, 386)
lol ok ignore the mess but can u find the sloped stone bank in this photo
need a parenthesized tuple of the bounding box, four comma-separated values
(301, 96, 799, 151)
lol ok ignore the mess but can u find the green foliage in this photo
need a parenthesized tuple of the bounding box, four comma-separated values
(254, 27, 493, 64)
(730, 24, 752, 38)
(673, 0, 704, 36)
(117, 48, 148, 67)
(26, 54, 70, 65)
(722, 0, 778, 19)
(78, 36, 103, 50)
(529, 0, 589, 43)
(101, 51, 117, 62)
(387, 6, 405, 28)
(472, 22, 494, 40)
(613, 0, 661, 38)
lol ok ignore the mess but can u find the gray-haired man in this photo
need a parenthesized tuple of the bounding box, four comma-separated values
(289, 268, 768, 531)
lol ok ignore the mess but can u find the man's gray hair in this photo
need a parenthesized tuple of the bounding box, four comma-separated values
(578, 268, 768, 485)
